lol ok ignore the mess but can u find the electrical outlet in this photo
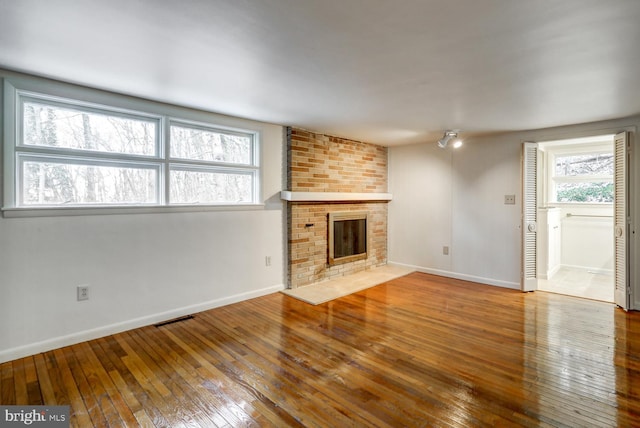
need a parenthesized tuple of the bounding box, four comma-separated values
(77, 285, 89, 301)
(443, 246, 449, 255)
(504, 194, 516, 205)
(265, 256, 271, 267)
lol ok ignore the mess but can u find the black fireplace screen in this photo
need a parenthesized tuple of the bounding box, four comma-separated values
(333, 219, 367, 259)
(328, 211, 368, 265)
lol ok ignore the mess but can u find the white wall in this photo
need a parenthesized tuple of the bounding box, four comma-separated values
(389, 116, 640, 306)
(388, 143, 453, 272)
(450, 137, 522, 287)
(389, 136, 521, 288)
(558, 206, 614, 273)
(0, 72, 286, 363)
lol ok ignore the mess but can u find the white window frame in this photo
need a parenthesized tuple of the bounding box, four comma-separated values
(167, 118, 260, 205)
(17, 154, 164, 207)
(546, 143, 614, 205)
(3, 77, 262, 217)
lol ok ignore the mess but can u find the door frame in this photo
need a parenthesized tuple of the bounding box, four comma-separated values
(520, 132, 633, 309)
(521, 142, 538, 292)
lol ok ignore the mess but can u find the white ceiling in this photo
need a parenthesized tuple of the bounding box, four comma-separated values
(1, 0, 640, 146)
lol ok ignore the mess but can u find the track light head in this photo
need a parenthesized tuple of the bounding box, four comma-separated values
(437, 130, 462, 149)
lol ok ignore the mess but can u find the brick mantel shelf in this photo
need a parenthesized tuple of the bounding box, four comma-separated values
(281, 191, 392, 202)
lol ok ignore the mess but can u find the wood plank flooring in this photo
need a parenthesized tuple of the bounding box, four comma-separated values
(2, 272, 640, 427)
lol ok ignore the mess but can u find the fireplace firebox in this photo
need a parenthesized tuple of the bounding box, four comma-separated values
(328, 211, 368, 265)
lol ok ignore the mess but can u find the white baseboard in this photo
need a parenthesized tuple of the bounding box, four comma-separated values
(548, 264, 561, 279)
(560, 264, 614, 276)
(539, 264, 561, 280)
(388, 262, 521, 290)
(0, 284, 285, 364)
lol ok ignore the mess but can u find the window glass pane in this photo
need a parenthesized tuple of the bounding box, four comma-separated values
(170, 124, 252, 164)
(554, 153, 613, 177)
(23, 101, 156, 155)
(170, 169, 252, 204)
(22, 161, 157, 205)
(556, 182, 613, 203)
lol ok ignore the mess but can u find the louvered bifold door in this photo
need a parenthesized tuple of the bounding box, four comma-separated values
(522, 142, 538, 292)
(614, 131, 628, 310)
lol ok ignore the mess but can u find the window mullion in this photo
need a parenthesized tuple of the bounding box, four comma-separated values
(553, 176, 614, 184)
(169, 159, 260, 172)
(162, 116, 170, 205)
(15, 145, 161, 164)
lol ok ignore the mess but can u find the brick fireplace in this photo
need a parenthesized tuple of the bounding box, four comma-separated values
(284, 127, 390, 288)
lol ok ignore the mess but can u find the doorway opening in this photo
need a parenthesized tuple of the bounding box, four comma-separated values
(536, 135, 615, 303)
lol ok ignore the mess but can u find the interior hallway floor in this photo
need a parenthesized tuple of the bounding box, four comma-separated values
(538, 266, 614, 303)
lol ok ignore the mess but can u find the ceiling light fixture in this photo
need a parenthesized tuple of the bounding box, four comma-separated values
(437, 130, 463, 149)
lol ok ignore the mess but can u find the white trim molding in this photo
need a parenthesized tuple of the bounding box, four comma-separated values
(281, 191, 392, 202)
(0, 283, 285, 364)
(388, 262, 521, 290)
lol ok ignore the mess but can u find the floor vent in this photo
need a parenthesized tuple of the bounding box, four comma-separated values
(154, 315, 194, 327)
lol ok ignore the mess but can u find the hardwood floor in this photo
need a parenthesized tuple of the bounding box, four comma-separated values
(2, 272, 639, 427)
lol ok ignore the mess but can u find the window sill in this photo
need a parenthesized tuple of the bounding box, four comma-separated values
(1, 204, 266, 218)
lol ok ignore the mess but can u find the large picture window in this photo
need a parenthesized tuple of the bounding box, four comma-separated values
(4, 81, 260, 213)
